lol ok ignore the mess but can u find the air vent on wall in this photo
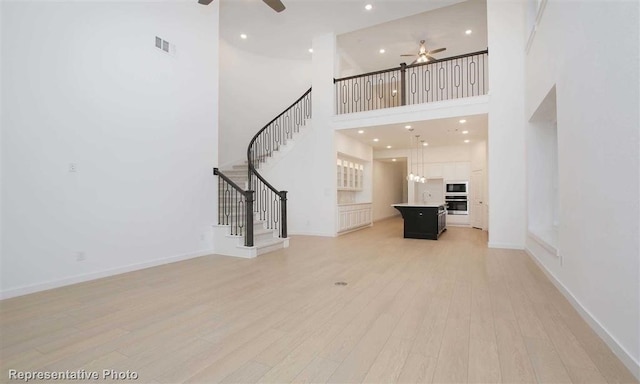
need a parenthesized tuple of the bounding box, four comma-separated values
(155, 36, 175, 56)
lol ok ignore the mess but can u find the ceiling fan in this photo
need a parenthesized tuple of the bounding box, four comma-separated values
(401, 40, 446, 64)
(198, 0, 286, 13)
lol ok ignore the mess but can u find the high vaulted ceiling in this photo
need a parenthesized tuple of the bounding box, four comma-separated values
(337, 0, 488, 75)
(219, 0, 468, 61)
(219, 0, 489, 149)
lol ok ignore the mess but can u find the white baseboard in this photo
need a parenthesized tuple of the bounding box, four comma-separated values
(337, 223, 373, 236)
(488, 242, 524, 250)
(289, 231, 336, 237)
(0, 249, 215, 300)
(525, 247, 640, 380)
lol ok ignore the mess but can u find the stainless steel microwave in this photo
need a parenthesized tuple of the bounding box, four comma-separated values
(445, 181, 468, 194)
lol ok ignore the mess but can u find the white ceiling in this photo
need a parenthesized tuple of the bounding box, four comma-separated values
(337, 0, 488, 74)
(219, 0, 468, 60)
(339, 114, 488, 151)
(219, 0, 489, 150)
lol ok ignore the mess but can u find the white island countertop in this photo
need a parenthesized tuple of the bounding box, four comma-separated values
(392, 203, 446, 208)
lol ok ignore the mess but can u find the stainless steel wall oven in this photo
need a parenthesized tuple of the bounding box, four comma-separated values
(445, 195, 468, 215)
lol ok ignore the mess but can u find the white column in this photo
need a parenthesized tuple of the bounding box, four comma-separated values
(308, 33, 338, 235)
(487, 0, 527, 249)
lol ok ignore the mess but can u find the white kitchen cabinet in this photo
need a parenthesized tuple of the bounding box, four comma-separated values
(428, 161, 471, 181)
(337, 157, 364, 191)
(337, 203, 372, 233)
(442, 163, 456, 180)
(426, 163, 443, 179)
(455, 162, 471, 180)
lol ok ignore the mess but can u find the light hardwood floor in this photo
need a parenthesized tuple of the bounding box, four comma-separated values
(1, 217, 637, 383)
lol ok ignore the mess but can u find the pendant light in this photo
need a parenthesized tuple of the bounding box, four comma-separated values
(414, 135, 421, 184)
(420, 139, 426, 183)
(406, 129, 415, 181)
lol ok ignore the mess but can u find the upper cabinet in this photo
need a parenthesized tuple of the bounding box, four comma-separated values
(426, 163, 443, 179)
(337, 157, 365, 191)
(454, 162, 471, 180)
(426, 161, 471, 181)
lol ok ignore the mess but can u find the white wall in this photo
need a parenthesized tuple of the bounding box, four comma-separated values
(261, 33, 338, 237)
(487, 0, 526, 249)
(0, 2, 3, 269)
(1, 1, 219, 298)
(218, 39, 311, 167)
(372, 161, 404, 221)
(524, 0, 639, 375)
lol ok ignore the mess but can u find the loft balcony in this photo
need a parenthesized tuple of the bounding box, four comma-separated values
(334, 50, 488, 115)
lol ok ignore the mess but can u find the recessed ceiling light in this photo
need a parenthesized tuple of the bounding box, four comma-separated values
(379, 49, 385, 54)
(386, 145, 392, 149)
(373, 138, 379, 142)
(308, 48, 313, 53)
(464, 139, 470, 143)
(365, 4, 373, 11)
(462, 130, 469, 134)
(357, 130, 364, 134)
(423, 142, 428, 146)
(459, 119, 467, 124)
(465, 29, 473, 35)
(392, 158, 397, 162)
(240, 34, 248, 39)
(405, 125, 412, 129)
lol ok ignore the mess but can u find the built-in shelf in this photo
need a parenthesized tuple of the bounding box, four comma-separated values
(337, 157, 364, 191)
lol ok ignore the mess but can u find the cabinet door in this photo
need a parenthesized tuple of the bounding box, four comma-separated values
(442, 163, 456, 180)
(354, 166, 360, 190)
(339, 210, 348, 231)
(342, 163, 348, 189)
(455, 162, 471, 180)
(336, 159, 343, 189)
(426, 163, 443, 178)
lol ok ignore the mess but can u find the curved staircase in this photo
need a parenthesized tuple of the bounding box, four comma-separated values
(213, 88, 312, 258)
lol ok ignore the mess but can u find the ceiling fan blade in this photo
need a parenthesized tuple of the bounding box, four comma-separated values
(410, 58, 419, 65)
(426, 55, 437, 62)
(428, 47, 446, 54)
(262, 0, 285, 12)
(401, 54, 417, 57)
(198, 0, 214, 5)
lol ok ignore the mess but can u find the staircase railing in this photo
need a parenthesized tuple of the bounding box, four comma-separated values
(334, 49, 488, 114)
(247, 88, 312, 240)
(214, 168, 254, 247)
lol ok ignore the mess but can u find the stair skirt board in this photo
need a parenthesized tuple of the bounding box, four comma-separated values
(212, 225, 289, 259)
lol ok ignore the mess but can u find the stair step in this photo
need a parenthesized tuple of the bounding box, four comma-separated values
(221, 169, 247, 174)
(255, 237, 288, 255)
(212, 100, 308, 259)
(218, 214, 269, 227)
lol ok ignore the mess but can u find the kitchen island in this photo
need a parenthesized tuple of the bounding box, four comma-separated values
(392, 203, 447, 240)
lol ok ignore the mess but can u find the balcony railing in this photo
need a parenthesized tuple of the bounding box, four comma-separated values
(334, 49, 488, 115)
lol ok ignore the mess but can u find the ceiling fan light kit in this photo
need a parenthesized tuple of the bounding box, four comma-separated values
(401, 40, 446, 65)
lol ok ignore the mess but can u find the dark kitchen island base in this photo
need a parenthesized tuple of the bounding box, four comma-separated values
(392, 204, 447, 240)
